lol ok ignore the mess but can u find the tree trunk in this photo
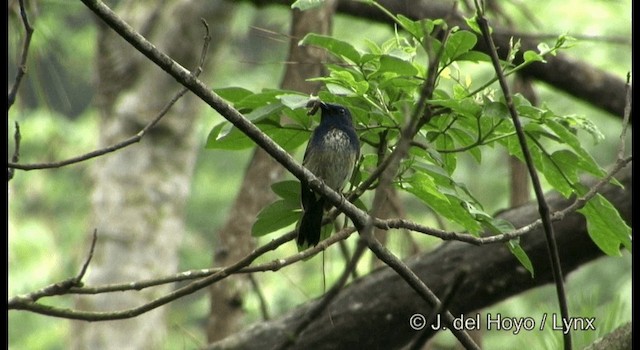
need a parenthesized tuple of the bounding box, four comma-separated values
(206, 1, 338, 342)
(72, 1, 232, 348)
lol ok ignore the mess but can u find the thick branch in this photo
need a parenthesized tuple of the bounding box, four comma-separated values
(207, 165, 631, 350)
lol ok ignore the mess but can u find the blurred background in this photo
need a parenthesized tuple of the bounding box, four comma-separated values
(8, 0, 631, 349)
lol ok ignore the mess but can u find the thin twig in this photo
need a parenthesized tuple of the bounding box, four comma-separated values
(75, 229, 98, 284)
(7, 230, 99, 304)
(473, 2, 571, 349)
(618, 73, 631, 160)
(8, 0, 34, 109)
(276, 241, 367, 350)
(8, 121, 21, 180)
(248, 274, 270, 321)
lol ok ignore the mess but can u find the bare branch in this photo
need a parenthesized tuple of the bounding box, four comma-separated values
(7, 122, 21, 180)
(8, 0, 34, 109)
(7, 230, 99, 305)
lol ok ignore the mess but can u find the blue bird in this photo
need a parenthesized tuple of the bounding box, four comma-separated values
(298, 102, 360, 247)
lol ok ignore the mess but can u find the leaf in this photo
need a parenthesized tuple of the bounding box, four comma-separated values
(214, 87, 254, 103)
(482, 101, 510, 120)
(507, 240, 535, 277)
(252, 200, 300, 237)
(278, 94, 311, 110)
(271, 180, 301, 202)
(291, 0, 325, 11)
(444, 30, 477, 62)
(578, 194, 632, 256)
(523, 50, 545, 63)
(539, 151, 575, 198)
(300, 33, 361, 64)
(205, 122, 253, 150)
(258, 120, 309, 151)
(435, 134, 457, 174)
(545, 118, 606, 177)
(449, 128, 481, 162)
(396, 15, 425, 39)
(235, 89, 284, 110)
(404, 173, 483, 234)
(455, 51, 491, 63)
(464, 15, 482, 34)
(378, 55, 418, 76)
(326, 83, 357, 96)
(429, 97, 482, 119)
(406, 172, 448, 202)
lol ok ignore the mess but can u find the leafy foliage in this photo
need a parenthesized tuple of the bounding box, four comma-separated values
(206, 14, 630, 274)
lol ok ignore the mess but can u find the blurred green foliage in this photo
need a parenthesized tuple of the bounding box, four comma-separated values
(8, 0, 630, 349)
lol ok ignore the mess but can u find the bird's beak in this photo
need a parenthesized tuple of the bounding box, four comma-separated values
(306, 99, 326, 115)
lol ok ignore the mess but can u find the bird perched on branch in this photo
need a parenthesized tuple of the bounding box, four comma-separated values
(298, 101, 360, 248)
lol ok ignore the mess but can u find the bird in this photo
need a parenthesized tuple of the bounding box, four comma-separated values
(298, 102, 360, 248)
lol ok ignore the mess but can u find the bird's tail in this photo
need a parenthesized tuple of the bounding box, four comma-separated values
(297, 197, 324, 248)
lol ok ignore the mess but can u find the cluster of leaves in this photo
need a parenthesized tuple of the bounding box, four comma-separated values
(206, 12, 630, 273)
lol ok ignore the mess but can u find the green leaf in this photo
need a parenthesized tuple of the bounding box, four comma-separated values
(205, 122, 253, 150)
(300, 33, 361, 64)
(378, 55, 418, 76)
(455, 51, 491, 63)
(523, 50, 545, 63)
(214, 87, 254, 104)
(444, 30, 477, 62)
(291, 0, 325, 11)
(539, 151, 575, 198)
(545, 118, 606, 177)
(449, 128, 481, 162)
(235, 89, 284, 110)
(326, 83, 357, 96)
(464, 15, 482, 34)
(259, 120, 309, 151)
(271, 180, 301, 202)
(482, 218, 515, 235)
(435, 134, 457, 173)
(252, 200, 300, 237)
(404, 173, 483, 234)
(278, 94, 311, 110)
(396, 15, 425, 39)
(482, 101, 510, 120)
(578, 194, 632, 256)
(507, 240, 535, 277)
(406, 172, 448, 202)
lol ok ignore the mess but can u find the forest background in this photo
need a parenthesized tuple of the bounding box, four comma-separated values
(8, 0, 631, 349)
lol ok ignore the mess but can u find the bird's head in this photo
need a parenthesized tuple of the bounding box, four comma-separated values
(317, 102, 353, 125)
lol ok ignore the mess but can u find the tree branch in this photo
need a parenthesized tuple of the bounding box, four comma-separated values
(474, 6, 571, 349)
(8, 0, 34, 109)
